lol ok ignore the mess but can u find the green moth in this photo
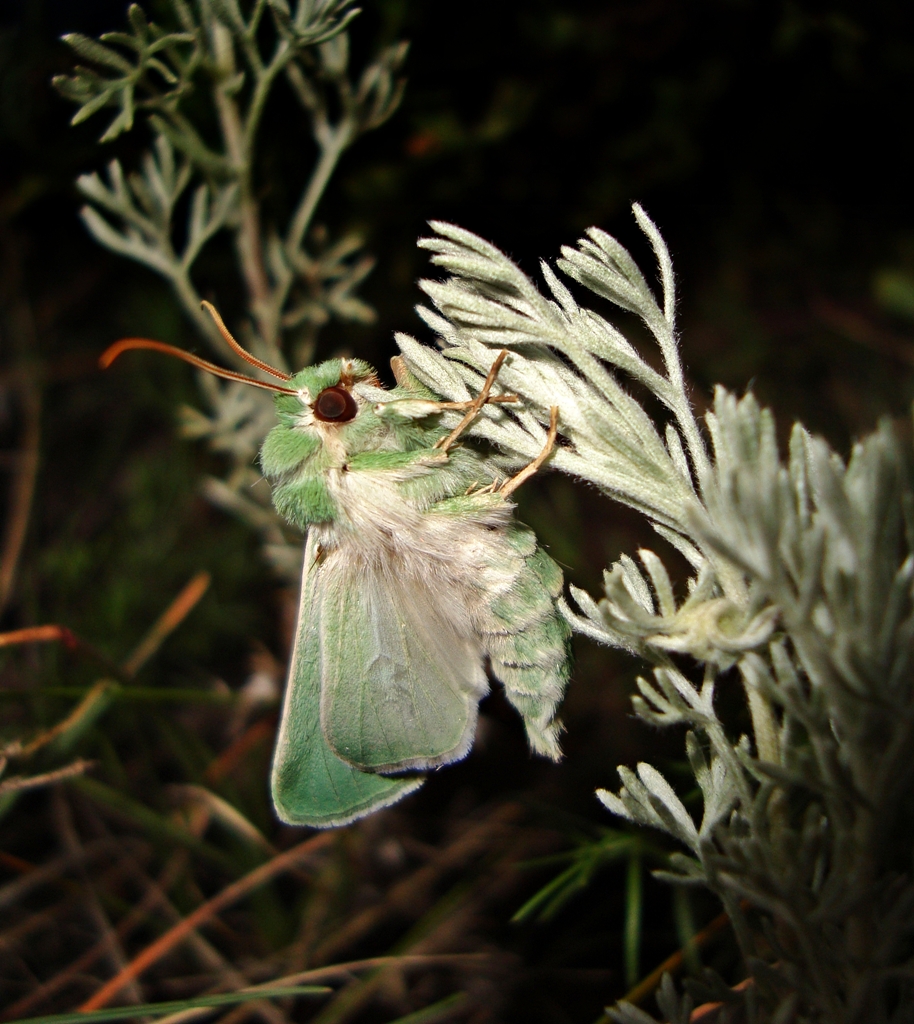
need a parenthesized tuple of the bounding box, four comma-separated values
(103, 303, 571, 827)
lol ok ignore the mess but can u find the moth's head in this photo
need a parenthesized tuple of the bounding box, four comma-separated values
(275, 357, 380, 430)
(97, 305, 390, 490)
(260, 357, 395, 486)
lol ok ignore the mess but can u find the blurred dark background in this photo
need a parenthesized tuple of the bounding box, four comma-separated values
(1, 1, 913, 1021)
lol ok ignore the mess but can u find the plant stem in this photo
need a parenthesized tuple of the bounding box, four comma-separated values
(287, 124, 353, 257)
(210, 24, 276, 354)
(243, 39, 293, 159)
(170, 266, 228, 354)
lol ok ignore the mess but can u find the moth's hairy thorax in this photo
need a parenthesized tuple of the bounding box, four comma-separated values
(317, 460, 521, 611)
(266, 359, 529, 618)
(324, 461, 509, 549)
(323, 463, 430, 548)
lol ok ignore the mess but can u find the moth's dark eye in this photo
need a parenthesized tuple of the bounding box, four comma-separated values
(313, 385, 358, 423)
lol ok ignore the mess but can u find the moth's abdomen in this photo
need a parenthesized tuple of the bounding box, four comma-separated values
(416, 491, 571, 761)
(479, 528, 572, 761)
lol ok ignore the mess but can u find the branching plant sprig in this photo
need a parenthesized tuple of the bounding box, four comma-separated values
(54, 4, 200, 144)
(401, 210, 914, 1022)
(398, 209, 755, 652)
(55, 0, 403, 361)
(58, 0, 408, 580)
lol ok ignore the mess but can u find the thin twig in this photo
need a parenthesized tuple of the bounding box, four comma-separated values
(211, 70, 274, 352)
(1, 851, 184, 1020)
(0, 844, 155, 1006)
(0, 897, 79, 957)
(312, 803, 523, 965)
(1, 569, 212, 695)
(284, 127, 351, 264)
(150, 957, 492, 1024)
(310, 824, 537, 1024)
(0, 624, 131, 683)
(0, 838, 127, 911)
(203, 718, 275, 785)
(0, 758, 93, 796)
(119, 848, 292, 1024)
(0, 624, 76, 649)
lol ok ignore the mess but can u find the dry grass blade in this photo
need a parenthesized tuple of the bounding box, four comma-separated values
(312, 803, 523, 965)
(0, 625, 78, 649)
(14, 681, 113, 759)
(105, 849, 294, 1024)
(594, 906, 739, 1019)
(0, 842, 153, 977)
(149, 957, 491, 1024)
(53, 791, 144, 1006)
(169, 785, 276, 856)
(203, 719, 275, 785)
(0, 625, 129, 682)
(0, 351, 40, 618)
(3, 985, 329, 1024)
(121, 572, 211, 676)
(1, 852, 190, 1020)
(0, 570, 210, 681)
(78, 832, 334, 1011)
(310, 807, 544, 1024)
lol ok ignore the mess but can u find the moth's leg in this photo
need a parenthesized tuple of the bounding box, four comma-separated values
(435, 350, 516, 452)
(348, 447, 448, 473)
(468, 479, 500, 495)
(390, 355, 427, 391)
(390, 355, 409, 387)
(500, 406, 559, 498)
(383, 354, 516, 436)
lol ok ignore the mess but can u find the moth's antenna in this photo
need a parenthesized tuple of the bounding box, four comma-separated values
(200, 301, 291, 381)
(99, 339, 298, 395)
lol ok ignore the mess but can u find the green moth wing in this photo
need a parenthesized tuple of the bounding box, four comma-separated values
(271, 532, 424, 827)
(319, 548, 487, 773)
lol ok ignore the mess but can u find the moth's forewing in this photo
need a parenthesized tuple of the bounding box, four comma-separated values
(271, 533, 423, 827)
(319, 551, 486, 773)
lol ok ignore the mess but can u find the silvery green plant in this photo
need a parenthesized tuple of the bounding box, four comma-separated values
(55, 0, 407, 578)
(398, 209, 914, 1024)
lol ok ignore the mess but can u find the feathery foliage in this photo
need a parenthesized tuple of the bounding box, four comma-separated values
(400, 211, 914, 1023)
